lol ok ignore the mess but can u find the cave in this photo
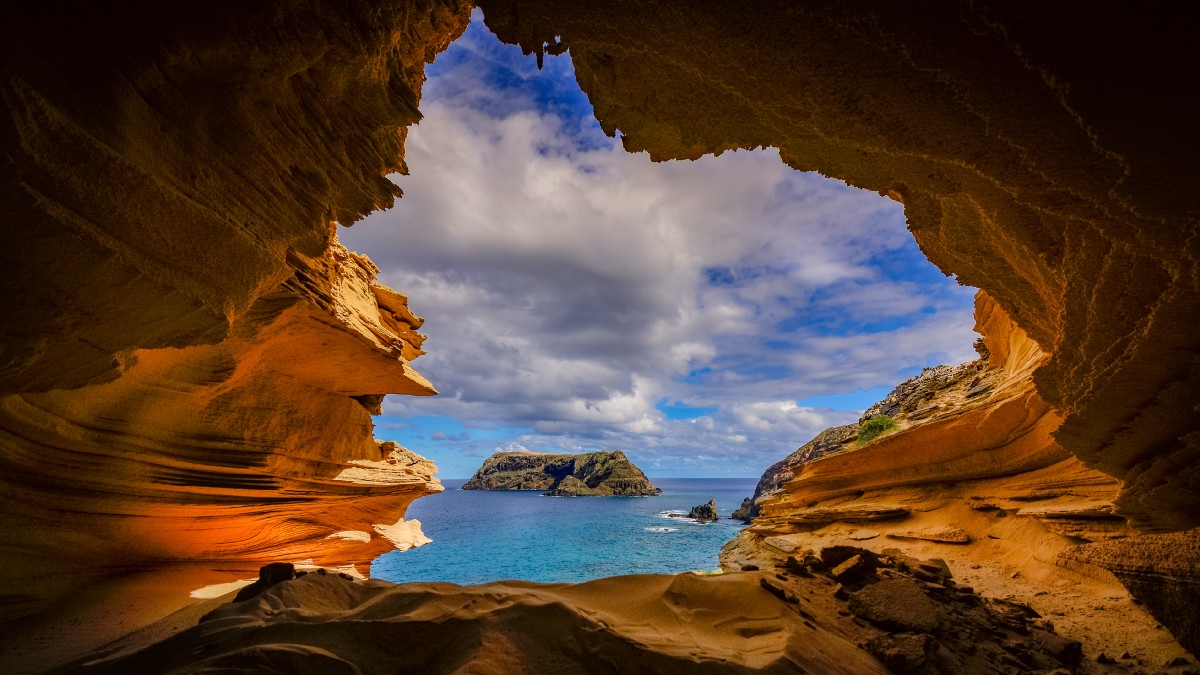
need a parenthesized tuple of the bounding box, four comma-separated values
(1, 1, 1197, 671)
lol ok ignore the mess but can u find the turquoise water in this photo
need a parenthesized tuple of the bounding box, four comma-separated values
(373, 478, 755, 585)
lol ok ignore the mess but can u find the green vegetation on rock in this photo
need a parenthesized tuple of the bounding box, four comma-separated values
(858, 414, 898, 444)
(462, 450, 661, 496)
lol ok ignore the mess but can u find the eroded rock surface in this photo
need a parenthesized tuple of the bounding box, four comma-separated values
(465, 450, 661, 496)
(723, 294, 1195, 663)
(0, 0, 471, 642)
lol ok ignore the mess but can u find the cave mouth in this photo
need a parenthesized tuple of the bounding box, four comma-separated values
(3, 1, 1197, 668)
(338, 10, 982, 585)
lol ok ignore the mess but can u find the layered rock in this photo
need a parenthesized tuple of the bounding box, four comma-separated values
(735, 337, 1003, 523)
(0, 240, 444, 626)
(464, 450, 661, 496)
(0, 0, 471, 645)
(731, 424, 858, 523)
(722, 293, 1193, 662)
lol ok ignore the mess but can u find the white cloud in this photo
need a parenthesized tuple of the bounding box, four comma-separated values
(339, 17, 977, 477)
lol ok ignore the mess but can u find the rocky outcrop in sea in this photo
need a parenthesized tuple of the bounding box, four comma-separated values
(463, 450, 661, 497)
(689, 499, 719, 522)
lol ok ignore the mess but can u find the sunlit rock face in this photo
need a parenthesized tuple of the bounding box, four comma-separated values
(0, 0, 469, 623)
(721, 293, 1190, 658)
(0, 238, 442, 622)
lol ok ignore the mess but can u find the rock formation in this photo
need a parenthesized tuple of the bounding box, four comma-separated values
(732, 424, 859, 523)
(0, 238, 446, 623)
(688, 499, 719, 523)
(0, 1, 470, 666)
(463, 450, 661, 496)
(2, 0, 1199, 668)
(723, 292, 1194, 662)
(734, 345, 1000, 523)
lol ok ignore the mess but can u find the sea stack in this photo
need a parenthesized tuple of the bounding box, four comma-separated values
(463, 450, 661, 496)
(688, 499, 719, 522)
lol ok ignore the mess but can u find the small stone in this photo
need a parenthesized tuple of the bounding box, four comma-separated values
(759, 577, 798, 604)
(865, 633, 939, 672)
(819, 545, 878, 571)
(782, 556, 812, 577)
(233, 562, 296, 602)
(830, 554, 870, 584)
(1096, 652, 1116, 664)
(1034, 630, 1082, 669)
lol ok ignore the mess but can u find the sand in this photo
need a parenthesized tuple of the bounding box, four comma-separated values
(70, 571, 888, 674)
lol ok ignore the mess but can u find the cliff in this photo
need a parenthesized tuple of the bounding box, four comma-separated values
(462, 450, 661, 496)
(722, 293, 1192, 662)
(733, 346, 1000, 523)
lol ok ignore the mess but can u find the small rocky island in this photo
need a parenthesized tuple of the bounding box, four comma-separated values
(688, 499, 719, 522)
(463, 450, 661, 496)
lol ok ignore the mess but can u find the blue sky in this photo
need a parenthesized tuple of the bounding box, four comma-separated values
(339, 11, 979, 479)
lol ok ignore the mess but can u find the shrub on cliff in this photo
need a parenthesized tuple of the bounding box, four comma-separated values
(858, 414, 897, 444)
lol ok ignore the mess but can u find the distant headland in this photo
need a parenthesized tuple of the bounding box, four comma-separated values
(462, 450, 661, 496)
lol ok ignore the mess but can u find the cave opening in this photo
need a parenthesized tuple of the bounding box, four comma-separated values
(3, 1, 1196, 668)
(338, 11, 981, 585)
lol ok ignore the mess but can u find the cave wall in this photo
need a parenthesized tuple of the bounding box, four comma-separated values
(0, 0, 470, 623)
(478, 0, 1200, 532)
(2, 0, 1198, 652)
(2, 0, 468, 395)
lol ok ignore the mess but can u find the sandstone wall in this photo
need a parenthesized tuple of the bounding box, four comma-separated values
(721, 293, 1193, 658)
(0, 0, 470, 623)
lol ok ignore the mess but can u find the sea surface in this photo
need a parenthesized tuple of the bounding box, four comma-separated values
(372, 478, 756, 585)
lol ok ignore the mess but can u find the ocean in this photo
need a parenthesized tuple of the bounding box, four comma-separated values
(372, 478, 756, 585)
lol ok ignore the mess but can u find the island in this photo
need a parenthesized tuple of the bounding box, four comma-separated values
(462, 450, 662, 496)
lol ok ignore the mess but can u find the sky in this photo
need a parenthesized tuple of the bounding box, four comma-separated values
(338, 11, 979, 479)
